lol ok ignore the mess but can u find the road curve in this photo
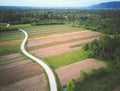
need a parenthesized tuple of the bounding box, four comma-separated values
(19, 29, 58, 91)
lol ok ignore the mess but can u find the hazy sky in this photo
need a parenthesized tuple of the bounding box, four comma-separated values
(0, 0, 120, 7)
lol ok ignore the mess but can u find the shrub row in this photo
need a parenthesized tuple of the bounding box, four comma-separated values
(0, 27, 18, 32)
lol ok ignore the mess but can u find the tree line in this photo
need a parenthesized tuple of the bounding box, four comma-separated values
(0, 9, 120, 35)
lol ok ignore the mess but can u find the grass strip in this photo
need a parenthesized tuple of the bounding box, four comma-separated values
(43, 49, 89, 69)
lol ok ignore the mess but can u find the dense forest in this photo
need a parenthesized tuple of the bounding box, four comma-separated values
(83, 35, 120, 61)
(0, 9, 120, 35)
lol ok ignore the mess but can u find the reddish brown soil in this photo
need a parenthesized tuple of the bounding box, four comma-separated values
(55, 58, 106, 86)
(30, 37, 97, 57)
(113, 87, 120, 91)
(0, 74, 47, 91)
(0, 40, 21, 47)
(0, 60, 31, 70)
(0, 53, 20, 61)
(0, 61, 43, 85)
(27, 30, 100, 47)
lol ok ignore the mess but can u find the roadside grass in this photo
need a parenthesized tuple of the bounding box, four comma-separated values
(0, 45, 20, 56)
(76, 69, 120, 91)
(43, 49, 89, 69)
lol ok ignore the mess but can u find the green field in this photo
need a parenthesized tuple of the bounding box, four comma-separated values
(43, 49, 89, 69)
(0, 44, 20, 56)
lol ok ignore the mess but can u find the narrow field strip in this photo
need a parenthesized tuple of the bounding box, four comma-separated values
(0, 53, 20, 61)
(55, 58, 106, 86)
(0, 62, 43, 85)
(0, 59, 31, 71)
(0, 73, 47, 91)
(27, 30, 100, 47)
(30, 37, 97, 58)
(43, 49, 88, 68)
(28, 34, 100, 51)
(0, 57, 26, 66)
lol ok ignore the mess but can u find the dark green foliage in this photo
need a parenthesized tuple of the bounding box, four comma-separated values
(83, 35, 120, 61)
(114, 47, 120, 61)
(88, 67, 109, 79)
(67, 80, 76, 91)
(75, 68, 120, 91)
(0, 9, 120, 35)
(0, 26, 18, 32)
(31, 20, 64, 26)
(79, 68, 109, 83)
(79, 70, 88, 82)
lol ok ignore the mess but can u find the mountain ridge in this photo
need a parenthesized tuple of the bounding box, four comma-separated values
(89, 1, 120, 9)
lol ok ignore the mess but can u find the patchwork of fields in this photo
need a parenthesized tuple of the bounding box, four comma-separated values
(0, 24, 105, 90)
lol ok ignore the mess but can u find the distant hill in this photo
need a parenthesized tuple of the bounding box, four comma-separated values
(0, 1, 120, 10)
(0, 6, 33, 10)
(89, 1, 120, 10)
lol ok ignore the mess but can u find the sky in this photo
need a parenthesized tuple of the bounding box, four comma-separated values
(0, 0, 120, 7)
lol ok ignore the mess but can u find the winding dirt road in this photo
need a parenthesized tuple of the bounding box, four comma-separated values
(19, 29, 57, 91)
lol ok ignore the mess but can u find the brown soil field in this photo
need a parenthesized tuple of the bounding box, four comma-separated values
(0, 53, 20, 61)
(27, 30, 100, 57)
(0, 40, 21, 47)
(0, 60, 31, 70)
(0, 60, 43, 85)
(0, 74, 47, 91)
(30, 37, 98, 57)
(55, 58, 106, 86)
(0, 30, 100, 47)
(113, 87, 120, 91)
(27, 30, 100, 47)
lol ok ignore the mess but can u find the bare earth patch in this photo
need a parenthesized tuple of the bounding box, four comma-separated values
(0, 74, 47, 91)
(113, 87, 120, 91)
(55, 58, 106, 86)
(0, 53, 20, 61)
(0, 40, 21, 47)
(29, 30, 100, 57)
(0, 60, 43, 85)
(28, 30, 100, 47)
(30, 37, 97, 57)
(0, 60, 31, 70)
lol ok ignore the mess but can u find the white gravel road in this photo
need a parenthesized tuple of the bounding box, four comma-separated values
(19, 29, 57, 91)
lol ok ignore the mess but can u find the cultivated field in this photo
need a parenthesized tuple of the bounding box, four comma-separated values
(0, 24, 103, 90)
(28, 30, 101, 57)
(55, 58, 106, 86)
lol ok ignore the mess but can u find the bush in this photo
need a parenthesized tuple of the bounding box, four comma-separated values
(67, 80, 76, 91)
(89, 67, 109, 79)
(31, 20, 64, 26)
(79, 70, 88, 82)
(0, 26, 18, 32)
(83, 35, 120, 61)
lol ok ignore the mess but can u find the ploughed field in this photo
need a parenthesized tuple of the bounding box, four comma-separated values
(0, 24, 106, 90)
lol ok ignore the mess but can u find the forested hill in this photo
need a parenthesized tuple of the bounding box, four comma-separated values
(89, 1, 120, 9)
(0, 6, 33, 10)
